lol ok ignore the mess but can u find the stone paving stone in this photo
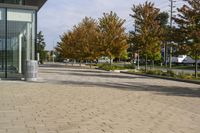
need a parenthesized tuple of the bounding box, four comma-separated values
(0, 130, 6, 133)
(0, 64, 199, 133)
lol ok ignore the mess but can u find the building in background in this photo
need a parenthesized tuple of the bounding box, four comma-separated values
(0, 0, 46, 79)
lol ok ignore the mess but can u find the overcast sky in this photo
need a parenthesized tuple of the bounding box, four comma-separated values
(38, 0, 183, 50)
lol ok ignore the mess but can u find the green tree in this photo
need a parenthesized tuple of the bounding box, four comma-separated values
(36, 31, 46, 64)
(120, 50, 129, 66)
(157, 12, 169, 66)
(99, 11, 128, 65)
(174, 0, 200, 78)
(120, 50, 128, 60)
(130, 1, 163, 71)
(157, 12, 169, 26)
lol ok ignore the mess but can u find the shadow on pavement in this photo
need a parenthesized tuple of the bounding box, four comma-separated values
(39, 64, 200, 98)
(40, 68, 108, 74)
(44, 79, 200, 98)
(66, 72, 148, 79)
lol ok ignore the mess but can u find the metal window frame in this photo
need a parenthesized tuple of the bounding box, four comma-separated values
(5, 8, 7, 78)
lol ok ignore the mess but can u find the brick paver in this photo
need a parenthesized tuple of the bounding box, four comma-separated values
(0, 64, 200, 133)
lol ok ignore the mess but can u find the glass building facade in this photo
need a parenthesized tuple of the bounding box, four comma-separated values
(0, 0, 46, 79)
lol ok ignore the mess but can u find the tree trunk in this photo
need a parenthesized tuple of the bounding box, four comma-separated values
(164, 44, 167, 67)
(152, 60, 155, 69)
(110, 56, 112, 66)
(79, 60, 82, 66)
(169, 46, 172, 69)
(145, 54, 148, 72)
(90, 60, 92, 68)
(137, 52, 140, 69)
(72, 59, 74, 66)
(195, 54, 198, 78)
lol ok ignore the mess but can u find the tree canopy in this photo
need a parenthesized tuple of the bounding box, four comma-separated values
(173, 0, 200, 77)
(130, 1, 163, 70)
(56, 0, 200, 78)
(36, 31, 46, 64)
(99, 11, 128, 62)
(56, 12, 128, 65)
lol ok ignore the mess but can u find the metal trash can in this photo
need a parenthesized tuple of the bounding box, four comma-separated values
(25, 60, 38, 81)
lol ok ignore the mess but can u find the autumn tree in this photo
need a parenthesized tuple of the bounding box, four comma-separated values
(56, 27, 87, 64)
(56, 31, 77, 61)
(57, 12, 128, 66)
(56, 17, 101, 65)
(174, 0, 200, 78)
(76, 17, 101, 63)
(99, 11, 128, 65)
(130, 1, 163, 71)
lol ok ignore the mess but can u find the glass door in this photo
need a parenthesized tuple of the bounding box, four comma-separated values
(6, 9, 35, 79)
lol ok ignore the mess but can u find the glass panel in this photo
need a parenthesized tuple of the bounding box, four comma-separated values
(0, 8, 5, 78)
(7, 9, 35, 78)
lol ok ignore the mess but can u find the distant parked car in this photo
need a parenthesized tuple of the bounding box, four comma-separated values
(177, 55, 187, 63)
(98, 57, 113, 63)
(63, 59, 70, 63)
(182, 56, 200, 64)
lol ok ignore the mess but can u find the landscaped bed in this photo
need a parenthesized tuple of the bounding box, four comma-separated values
(97, 63, 135, 71)
(122, 69, 200, 84)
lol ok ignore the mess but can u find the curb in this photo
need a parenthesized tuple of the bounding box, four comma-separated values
(121, 71, 200, 85)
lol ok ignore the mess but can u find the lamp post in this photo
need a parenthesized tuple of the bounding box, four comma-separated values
(137, 51, 140, 69)
(52, 40, 55, 63)
(134, 21, 140, 70)
(169, 0, 176, 69)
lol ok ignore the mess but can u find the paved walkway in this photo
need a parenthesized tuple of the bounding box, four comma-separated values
(0, 63, 200, 133)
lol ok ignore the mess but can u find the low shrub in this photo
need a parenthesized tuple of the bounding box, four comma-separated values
(98, 63, 134, 71)
(139, 68, 146, 73)
(178, 72, 194, 79)
(166, 70, 176, 77)
(154, 70, 162, 75)
(183, 75, 193, 80)
(124, 64, 135, 69)
(138, 69, 176, 77)
(178, 71, 186, 79)
(130, 68, 200, 81)
(191, 73, 200, 79)
(161, 72, 168, 76)
(146, 70, 156, 75)
(139, 69, 163, 75)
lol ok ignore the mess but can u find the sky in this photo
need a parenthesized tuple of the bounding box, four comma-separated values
(38, 0, 184, 50)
